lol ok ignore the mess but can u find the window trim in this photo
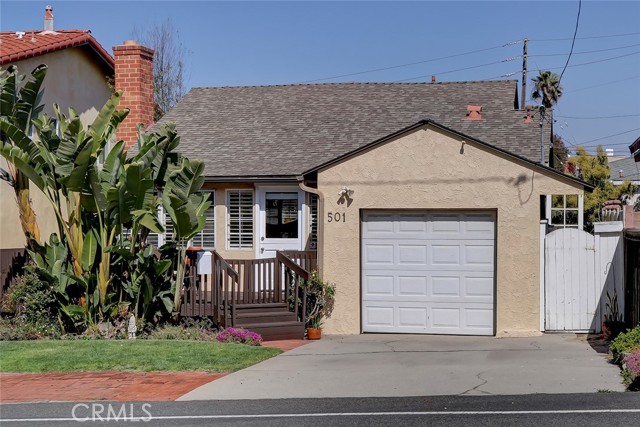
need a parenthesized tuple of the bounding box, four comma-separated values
(546, 194, 584, 229)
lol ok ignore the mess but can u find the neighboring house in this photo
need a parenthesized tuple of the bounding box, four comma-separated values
(0, 7, 153, 278)
(630, 135, 640, 162)
(152, 80, 592, 337)
(610, 156, 640, 229)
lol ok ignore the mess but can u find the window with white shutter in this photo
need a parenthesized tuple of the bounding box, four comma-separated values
(227, 190, 254, 249)
(192, 191, 215, 249)
(309, 194, 318, 249)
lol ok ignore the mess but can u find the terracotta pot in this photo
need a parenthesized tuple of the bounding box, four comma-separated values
(602, 321, 626, 341)
(306, 327, 321, 340)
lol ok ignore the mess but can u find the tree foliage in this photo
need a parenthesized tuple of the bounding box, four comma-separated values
(0, 65, 208, 331)
(532, 71, 563, 109)
(551, 134, 569, 172)
(568, 146, 636, 227)
(133, 19, 187, 120)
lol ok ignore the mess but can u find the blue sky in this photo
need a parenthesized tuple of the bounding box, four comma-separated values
(2, 1, 639, 156)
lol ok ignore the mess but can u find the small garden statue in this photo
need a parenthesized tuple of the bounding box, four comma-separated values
(128, 314, 137, 339)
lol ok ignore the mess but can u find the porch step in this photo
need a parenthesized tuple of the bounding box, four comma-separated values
(231, 310, 298, 324)
(236, 320, 305, 341)
(233, 302, 288, 310)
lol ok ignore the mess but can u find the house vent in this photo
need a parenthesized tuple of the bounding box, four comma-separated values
(466, 105, 482, 120)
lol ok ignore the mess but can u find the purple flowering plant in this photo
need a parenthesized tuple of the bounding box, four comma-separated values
(624, 348, 640, 377)
(215, 327, 263, 346)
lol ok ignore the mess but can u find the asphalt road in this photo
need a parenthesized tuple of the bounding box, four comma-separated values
(1, 393, 639, 426)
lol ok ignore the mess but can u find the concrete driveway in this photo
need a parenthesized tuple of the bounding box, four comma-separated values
(178, 334, 624, 400)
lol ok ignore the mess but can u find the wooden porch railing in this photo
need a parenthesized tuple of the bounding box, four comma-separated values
(180, 250, 317, 327)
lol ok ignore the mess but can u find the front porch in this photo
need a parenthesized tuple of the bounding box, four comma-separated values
(180, 250, 317, 340)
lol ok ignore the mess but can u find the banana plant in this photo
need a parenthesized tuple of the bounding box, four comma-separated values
(1, 65, 208, 328)
(162, 158, 210, 314)
(0, 65, 46, 251)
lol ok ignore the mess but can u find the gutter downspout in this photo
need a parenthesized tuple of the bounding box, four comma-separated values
(297, 175, 323, 276)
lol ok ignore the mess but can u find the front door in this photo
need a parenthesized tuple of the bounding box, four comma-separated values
(257, 186, 304, 258)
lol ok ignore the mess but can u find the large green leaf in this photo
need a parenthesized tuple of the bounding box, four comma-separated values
(81, 229, 98, 271)
(15, 64, 47, 132)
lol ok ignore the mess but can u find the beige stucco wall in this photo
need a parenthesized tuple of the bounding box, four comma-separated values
(317, 124, 584, 337)
(1, 47, 113, 250)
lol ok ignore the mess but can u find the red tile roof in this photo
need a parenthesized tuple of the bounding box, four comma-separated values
(0, 29, 114, 70)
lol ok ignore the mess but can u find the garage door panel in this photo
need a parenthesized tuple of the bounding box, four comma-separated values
(363, 305, 395, 328)
(363, 275, 395, 297)
(398, 306, 428, 328)
(398, 244, 428, 265)
(362, 211, 495, 336)
(363, 243, 395, 265)
(397, 275, 428, 296)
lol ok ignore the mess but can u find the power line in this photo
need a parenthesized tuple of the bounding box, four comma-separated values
(529, 31, 640, 42)
(564, 75, 640, 93)
(530, 50, 640, 74)
(298, 42, 518, 83)
(394, 57, 520, 83)
(556, 114, 640, 120)
(530, 42, 640, 57)
(559, 0, 582, 85)
(573, 127, 640, 146)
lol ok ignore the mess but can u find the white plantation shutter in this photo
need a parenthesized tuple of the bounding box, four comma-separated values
(192, 191, 215, 249)
(228, 190, 254, 249)
(309, 194, 318, 248)
(147, 205, 174, 247)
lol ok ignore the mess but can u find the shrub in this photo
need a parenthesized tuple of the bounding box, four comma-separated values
(0, 273, 61, 339)
(215, 327, 262, 346)
(0, 318, 60, 340)
(610, 325, 640, 363)
(149, 325, 216, 341)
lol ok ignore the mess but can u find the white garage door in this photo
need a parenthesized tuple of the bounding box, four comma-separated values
(362, 212, 495, 335)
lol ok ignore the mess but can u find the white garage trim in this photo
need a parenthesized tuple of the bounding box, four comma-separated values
(361, 211, 496, 336)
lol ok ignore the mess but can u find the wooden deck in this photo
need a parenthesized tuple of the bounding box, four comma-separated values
(180, 250, 317, 340)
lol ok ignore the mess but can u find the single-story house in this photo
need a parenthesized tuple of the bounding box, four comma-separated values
(152, 80, 592, 337)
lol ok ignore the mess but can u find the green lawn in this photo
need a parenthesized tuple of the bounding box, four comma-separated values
(0, 340, 281, 373)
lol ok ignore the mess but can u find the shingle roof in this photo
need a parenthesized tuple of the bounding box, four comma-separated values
(154, 80, 550, 178)
(0, 29, 114, 69)
(610, 157, 640, 182)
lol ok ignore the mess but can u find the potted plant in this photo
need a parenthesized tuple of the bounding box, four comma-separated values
(602, 290, 625, 340)
(302, 272, 335, 340)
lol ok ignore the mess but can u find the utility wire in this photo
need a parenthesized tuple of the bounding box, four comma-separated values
(573, 127, 640, 146)
(298, 42, 517, 83)
(529, 31, 640, 42)
(530, 42, 640, 57)
(564, 75, 640, 93)
(394, 57, 519, 83)
(559, 0, 582, 85)
(530, 50, 640, 74)
(556, 114, 640, 120)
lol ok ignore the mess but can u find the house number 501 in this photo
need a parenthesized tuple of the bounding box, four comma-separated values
(327, 212, 346, 223)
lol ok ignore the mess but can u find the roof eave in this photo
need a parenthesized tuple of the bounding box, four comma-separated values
(302, 119, 595, 192)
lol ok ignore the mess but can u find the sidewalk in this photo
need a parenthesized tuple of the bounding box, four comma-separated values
(0, 339, 307, 403)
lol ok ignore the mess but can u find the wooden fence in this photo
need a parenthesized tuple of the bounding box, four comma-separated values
(624, 229, 640, 327)
(542, 222, 624, 333)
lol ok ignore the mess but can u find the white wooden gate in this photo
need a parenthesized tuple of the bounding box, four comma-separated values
(543, 223, 624, 332)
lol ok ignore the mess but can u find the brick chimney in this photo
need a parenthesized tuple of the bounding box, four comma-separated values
(113, 40, 154, 150)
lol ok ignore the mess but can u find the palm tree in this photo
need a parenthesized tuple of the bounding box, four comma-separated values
(531, 71, 563, 109)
